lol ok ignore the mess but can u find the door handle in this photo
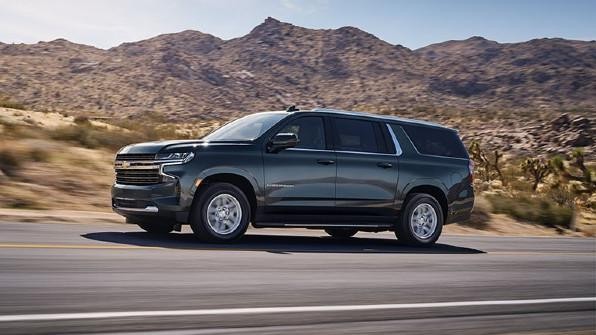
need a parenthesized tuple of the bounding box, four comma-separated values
(317, 159, 335, 165)
(377, 162, 393, 168)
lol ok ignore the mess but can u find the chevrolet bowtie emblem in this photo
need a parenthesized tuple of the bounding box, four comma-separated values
(121, 161, 130, 168)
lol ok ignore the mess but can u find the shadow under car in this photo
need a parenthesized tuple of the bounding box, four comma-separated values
(82, 231, 485, 254)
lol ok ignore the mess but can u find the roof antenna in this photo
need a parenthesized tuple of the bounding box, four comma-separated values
(286, 105, 299, 112)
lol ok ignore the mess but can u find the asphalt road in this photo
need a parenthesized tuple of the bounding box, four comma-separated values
(0, 221, 594, 335)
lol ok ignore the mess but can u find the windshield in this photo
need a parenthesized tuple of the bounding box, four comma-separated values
(202, 112, 288, 141)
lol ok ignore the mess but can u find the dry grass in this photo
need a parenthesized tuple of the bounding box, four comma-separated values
(487, 193, 573, 228)
(0, 98, 25, 110)
(0, 138, 115, 211)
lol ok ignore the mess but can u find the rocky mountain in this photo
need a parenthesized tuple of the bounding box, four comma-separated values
(417, 36, 596, 110)
(0, 17, 595, 121)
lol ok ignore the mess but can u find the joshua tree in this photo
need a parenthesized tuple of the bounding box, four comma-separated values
(469, 141, 491, 182)
(550, 150, 595, 194)
(491, 150, 505, 185)
(468, 141, 505, 185)
(521, 158, 551, 191)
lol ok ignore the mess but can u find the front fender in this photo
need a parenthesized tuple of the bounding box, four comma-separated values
(191, 166, 262, 201)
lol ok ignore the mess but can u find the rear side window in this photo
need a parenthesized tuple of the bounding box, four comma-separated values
(399, 124, 468, 159)
(333, 118, 383, 153)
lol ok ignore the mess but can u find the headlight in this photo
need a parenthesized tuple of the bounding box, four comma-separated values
(155, 152, 195, 163)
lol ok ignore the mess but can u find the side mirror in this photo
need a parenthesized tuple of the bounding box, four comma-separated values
(268, 133, 299, 153)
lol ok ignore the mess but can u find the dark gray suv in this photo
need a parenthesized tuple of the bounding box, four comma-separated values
(112, 108, 474, 246)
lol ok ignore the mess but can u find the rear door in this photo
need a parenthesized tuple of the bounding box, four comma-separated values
(332, 117, 398, 215)
(263, 116, 336, 213)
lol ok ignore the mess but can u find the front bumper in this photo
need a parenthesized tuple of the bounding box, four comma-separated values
(111, 181, 190, 224)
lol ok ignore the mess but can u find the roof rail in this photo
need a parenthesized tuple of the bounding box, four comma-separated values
(286, 105, 299, 112)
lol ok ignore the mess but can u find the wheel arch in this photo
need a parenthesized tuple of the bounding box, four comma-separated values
(191, 169, 259, 222)
(401, 181, 449, 221)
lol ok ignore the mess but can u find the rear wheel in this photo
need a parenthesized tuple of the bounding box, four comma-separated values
(395, 193, 443, 246)
(137, 223, 174, 234)
(190, 182, 250, 243)
(324, 228, 358, 239)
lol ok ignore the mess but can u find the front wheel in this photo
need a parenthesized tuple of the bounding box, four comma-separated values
(190, 183, 250, 243)
(395, 193, 443, 246)
(325, 228, 358, 239)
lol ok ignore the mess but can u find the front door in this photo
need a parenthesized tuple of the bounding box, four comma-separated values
(263, 116, 336, 214)
(332, 117, 398, 215)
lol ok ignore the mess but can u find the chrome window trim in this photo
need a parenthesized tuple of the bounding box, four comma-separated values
(386, 124, 403, 156)
(286, 148, 332, 153)
(282, 118, 400, 157)
(334, 150, 396, 157)
(285, 148, 397, 157)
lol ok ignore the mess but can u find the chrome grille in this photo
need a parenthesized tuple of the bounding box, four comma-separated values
(115, 153, 156, 161)
(115, 154, 160, 185)
(115, 168, 160, 185)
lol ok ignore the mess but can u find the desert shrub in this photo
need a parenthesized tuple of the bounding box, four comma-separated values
(487, 194, 573, 228)
(546, 187, 575, 207)
(50, 124, 144, 150)
(508, 178, 533, 193)
(0, 122, 35, 140)
(0, 184, 47, 209)
(0, 143, 52, 177)
(110, 119, 190, 141)
(94, 131, 141, 149)
(50, 125, 98, 148)
(29, 148, 50, 162)
(23, 118, 36, 125)
(0, 147, 21, 176)
(0, 98, 25, 110)
(7, 197, 45, 209)
(73, 115, 91, 125)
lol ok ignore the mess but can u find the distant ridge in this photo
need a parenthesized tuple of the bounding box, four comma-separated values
(1, 17, 594, 120)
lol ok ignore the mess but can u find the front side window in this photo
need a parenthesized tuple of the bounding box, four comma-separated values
(203, 112, 287, 141)
(278, 116, 326, 150)
(333, 118, 381, 153)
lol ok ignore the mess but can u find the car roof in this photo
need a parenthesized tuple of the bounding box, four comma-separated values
(285, 108, 454, 131)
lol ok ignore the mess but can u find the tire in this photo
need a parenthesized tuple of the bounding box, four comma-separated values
(395, 193, 443, 246)
(324, 228, 358, 239)
(137, 223, 175, 234)
(190, 182, 250, 243)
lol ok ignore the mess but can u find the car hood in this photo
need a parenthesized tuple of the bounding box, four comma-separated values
(117, 140, 253, 155)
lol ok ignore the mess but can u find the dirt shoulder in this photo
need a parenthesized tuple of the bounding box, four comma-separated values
(0, 208, 589, 238)
(0, 208, 122, 225)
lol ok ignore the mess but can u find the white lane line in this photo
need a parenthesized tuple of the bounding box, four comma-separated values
(1, 297, 594, 322)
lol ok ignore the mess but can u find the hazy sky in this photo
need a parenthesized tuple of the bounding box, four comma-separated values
(1, 0, 594, 50)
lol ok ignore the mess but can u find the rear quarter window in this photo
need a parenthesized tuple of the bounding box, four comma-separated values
(398, 124, 468, 159)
